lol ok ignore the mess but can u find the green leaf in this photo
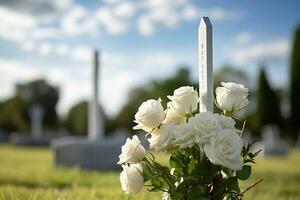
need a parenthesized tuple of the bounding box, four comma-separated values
(147, 186, 160, 192)
(170, 191, 184, 200)
(169, 155, 184, 176)
(170, 181, 186, 200)
(225, 176, 240, 192)
(142, 163, 151, 182)
(150, 176, 166, 189)
(188, 159, 198, 175)
(237, 165, 252, 180)
(189, 186, 207, 200)
(211, 174, 226, 198)
(189, 155, 214, 182)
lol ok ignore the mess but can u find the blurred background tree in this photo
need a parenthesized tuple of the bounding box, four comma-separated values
(290, 26, 300, 142)
(251, 68, 283, 136)
(64, 101, 117, 136)
(65, 101, 88, 136)
(0, 79, 59, 134)
(0, 96, 28, 133)
(16, 79, 59, 129)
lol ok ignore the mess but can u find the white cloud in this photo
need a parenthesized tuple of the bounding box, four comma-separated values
(143, 0, 186, 8)
(70, 46, 92, 61)
(113, 1, 136, 17)
(0, 7, 37, 28)
(21, 41, 36, 52)
(137, 16, 155, 35)
(0, 0, 244, 53)
(0, 7, 37, 42)
(96, 7, 128, 34)
(182, 4, 200, 20)
(55, 44, 70, 56)
(136, 2, 242, 35)
(232, 39, 290, 65)
(53, 0, 73, 10)
(38, 42, 53, 55)
(235, 32, 253, 45)
(61, 5, 99, 36)
(101, 0, 121, 4)
(31, 27, 61, 39)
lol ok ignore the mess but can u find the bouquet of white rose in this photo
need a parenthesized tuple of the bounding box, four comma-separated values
(117, 82, 261, 200)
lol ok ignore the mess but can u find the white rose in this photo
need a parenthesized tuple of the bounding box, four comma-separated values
(215, 82, 249, 113)
(172, 123, 196, 148)
(189, 112, 222, 144)
(164, 102, 186, 124)
(215, 114, 236, 129)
(118, 135, 145, 165)
(133, 98, 165, 132)
(204, 129, 243, 170)
(148, 123, 174, 151)
(120, 163, 144, 194)
(167, 86, 199, 115)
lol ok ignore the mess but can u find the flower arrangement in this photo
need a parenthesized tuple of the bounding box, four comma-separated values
(118, 82, 261, 200)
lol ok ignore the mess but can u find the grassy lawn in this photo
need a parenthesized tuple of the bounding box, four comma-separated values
(0, 144, 300, 200)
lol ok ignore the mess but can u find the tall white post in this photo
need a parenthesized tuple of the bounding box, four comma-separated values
(88, 50, 103, 140)
(199, 17, 213, 112)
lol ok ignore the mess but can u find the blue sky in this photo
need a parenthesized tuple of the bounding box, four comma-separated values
(0, 0, 299, 117)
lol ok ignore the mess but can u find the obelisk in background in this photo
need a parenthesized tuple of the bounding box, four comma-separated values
(199, 17, 213, 112)
(88, 50, 103, 140)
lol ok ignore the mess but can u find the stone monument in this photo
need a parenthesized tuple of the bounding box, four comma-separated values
(30, 104, 44, 139)
(51, 50, 126, 170)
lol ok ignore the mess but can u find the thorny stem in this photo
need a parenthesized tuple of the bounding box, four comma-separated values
(232, 179, 263, 199)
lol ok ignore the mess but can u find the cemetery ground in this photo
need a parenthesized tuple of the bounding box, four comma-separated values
(0, 145, 299, 200)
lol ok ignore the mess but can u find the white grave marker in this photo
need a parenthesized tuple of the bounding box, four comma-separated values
(199, 17, 213, 112)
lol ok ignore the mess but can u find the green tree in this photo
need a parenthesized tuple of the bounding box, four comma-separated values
(16, 79, 59, 128)
(65, 101, 116, 136)
(65, 101, 88, 135)
(0, 79, 59, 133)
(290, 26, 300, 141)
(254, 68, 282, 135)
(0, 96, 29, 133)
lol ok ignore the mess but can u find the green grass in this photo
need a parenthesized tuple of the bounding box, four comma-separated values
(0, 145, 300, 200)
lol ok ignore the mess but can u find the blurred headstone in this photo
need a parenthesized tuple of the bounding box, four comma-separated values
(10, 103, 67, 146)
(0, 130, 8, 143)
(52, 50, 125, 170)
(261, 124, 288, 155)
